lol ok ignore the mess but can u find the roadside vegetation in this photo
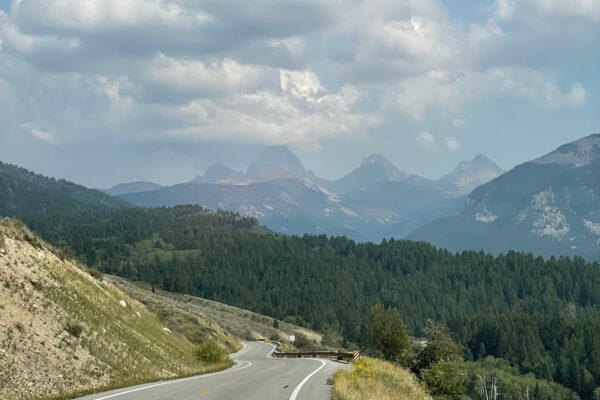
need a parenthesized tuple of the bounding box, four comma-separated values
(331, 303, 580, 400)
(332, 357, 432, 400)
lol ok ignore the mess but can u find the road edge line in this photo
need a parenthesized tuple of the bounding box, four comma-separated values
(91, 359, 253, 400)
(289, 359, 327, 400)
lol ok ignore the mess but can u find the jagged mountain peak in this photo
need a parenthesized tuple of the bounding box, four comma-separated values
(438, 154, 503, 195)
(533, 133, 600, 167)
(197, 162, 243, 184)
(358, 153, 405, 180)
(246, 145, 305, 177)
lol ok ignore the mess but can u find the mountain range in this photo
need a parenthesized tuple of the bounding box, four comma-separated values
(3, 133, 599, 260)
(114, 146, 503, 241)
(410, 133, 600, 260)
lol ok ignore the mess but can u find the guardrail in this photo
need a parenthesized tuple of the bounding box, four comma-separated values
(274, 350, 360, 361)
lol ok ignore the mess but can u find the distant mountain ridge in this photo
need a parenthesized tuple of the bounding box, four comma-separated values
(102, 181, 164, 196)
(410, 133, 600, 260)
(117, 147, 501, 242)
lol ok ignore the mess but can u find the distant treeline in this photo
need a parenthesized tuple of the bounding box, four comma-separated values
(21, 205, 600, 399)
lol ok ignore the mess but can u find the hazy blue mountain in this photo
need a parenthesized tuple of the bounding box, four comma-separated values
(120, 177, 373, 240)
(102, 181, 164, 196)
(0, 161, 129, 209)
(119, 148, 501, 242)
(410, 133, 600, 261)
(191, 162, 243, 184)
(436, 154, 503, 196)
(245, 145, 306, 177)
(327, 153, 406, 194)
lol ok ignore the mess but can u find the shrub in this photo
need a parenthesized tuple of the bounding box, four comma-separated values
(422, 360, 468, 400)
(65, 322, 83, 338)
(292, 332, 310, 349)
(14, 322, 25, 334)
(89, 269, 103, 281)
(196, 340, 225, 363)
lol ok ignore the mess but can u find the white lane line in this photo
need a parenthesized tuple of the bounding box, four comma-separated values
(289, 359, 327, 400)
(91, 356, 253, 400)
(265, 343, 276, 358)
(230, 342, 251, 359)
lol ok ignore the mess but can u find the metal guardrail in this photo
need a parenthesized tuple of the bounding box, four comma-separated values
(274, 350, 360, 360)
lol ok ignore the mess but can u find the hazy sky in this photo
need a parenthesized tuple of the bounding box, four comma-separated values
(0, 0, 599, 187)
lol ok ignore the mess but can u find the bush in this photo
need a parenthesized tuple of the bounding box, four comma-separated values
(65, 322, 83, 338)
(88, 269, 103, 281)
(292, 332, 310, 349)
(422, 360, 468, 400)
(196, 340, 225, 364)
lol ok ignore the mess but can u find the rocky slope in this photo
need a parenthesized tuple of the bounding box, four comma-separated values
(410, 133, 600, 260)
(0, 218, 234, 400)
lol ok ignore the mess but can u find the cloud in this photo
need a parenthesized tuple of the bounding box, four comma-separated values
(416, 131, 436, 149)
(170, 69, 379, 145)
(452, 118, 466, 127)
(21, 123, 56, 144)
(445, 136, 459, 152)
(149, 54, 276, 96)
(0, 0, 593, 158)
(493, 0, 600, 23)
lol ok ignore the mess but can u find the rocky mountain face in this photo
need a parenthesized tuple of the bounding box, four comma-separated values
(410, 133, 600, 260)
(119, 147, 500, 242)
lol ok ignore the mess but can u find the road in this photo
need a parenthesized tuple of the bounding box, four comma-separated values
(76, 341, 348, 400)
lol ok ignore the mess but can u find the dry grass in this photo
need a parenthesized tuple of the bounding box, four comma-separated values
(110, 276, 323, 350)
(0, 218, 233, 400)
(332, 357, 432, 400)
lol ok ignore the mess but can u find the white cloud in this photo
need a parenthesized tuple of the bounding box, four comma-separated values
(149, 54, 274, 95)
(169, 69, 379, 145)
(387, 67, 585, 120)
(14, 0, 207, 32)
(416, 131, 436, 149)
(445, 136, 460, 152)
(494, 0, 600, 23)
(452, 118, 466, 127)
(584, 219, 600, 235)
(21, 123, 56, 144)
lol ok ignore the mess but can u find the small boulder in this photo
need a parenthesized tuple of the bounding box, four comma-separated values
(119, 300, 126, 308)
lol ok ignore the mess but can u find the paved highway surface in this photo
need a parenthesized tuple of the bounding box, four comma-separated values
(76, 341, 348, 400)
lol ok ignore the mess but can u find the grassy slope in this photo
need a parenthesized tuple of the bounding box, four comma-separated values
(332, 357, 432, 400)
(0, 218, 234, 400)
(109, 276, 324, 351)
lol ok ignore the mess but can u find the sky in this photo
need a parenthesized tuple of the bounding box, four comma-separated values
(0, 0, 599, 187)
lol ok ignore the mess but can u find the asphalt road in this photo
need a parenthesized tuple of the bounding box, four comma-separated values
(76, 341, 348, 400)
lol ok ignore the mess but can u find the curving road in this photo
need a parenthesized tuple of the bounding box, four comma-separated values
(76, 341, 348, 400)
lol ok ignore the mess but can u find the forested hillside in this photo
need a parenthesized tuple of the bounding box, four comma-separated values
(0, 171, 102, 216)
(22, 205, 600, 398)
(0, 161, 130, 210)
